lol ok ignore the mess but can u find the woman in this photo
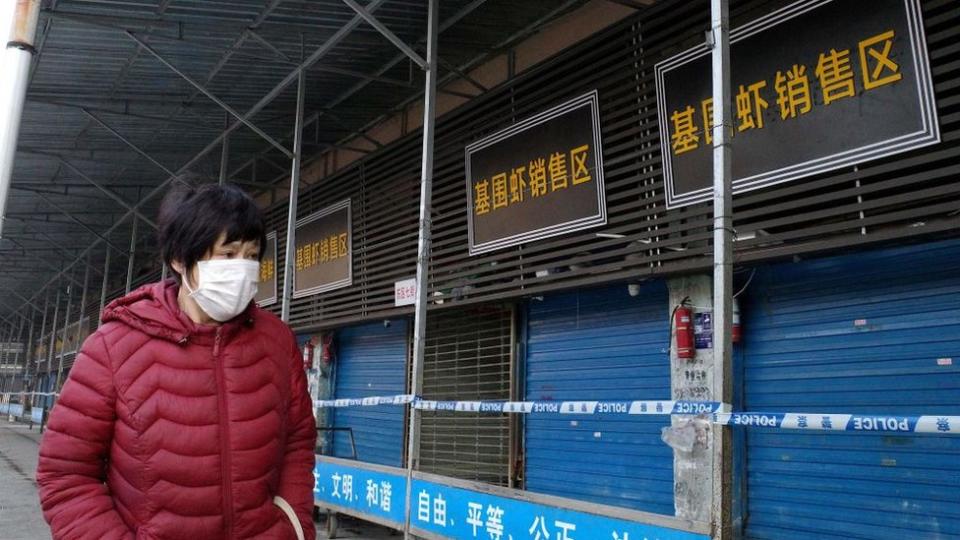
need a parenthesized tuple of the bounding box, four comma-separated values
(37, 183, 316, 540)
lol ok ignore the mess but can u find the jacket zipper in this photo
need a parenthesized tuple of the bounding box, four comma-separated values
(213, 328, 234, 538)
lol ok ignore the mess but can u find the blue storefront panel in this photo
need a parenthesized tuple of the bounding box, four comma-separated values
(333, 320, 409, 467)
(742, 239, 960, 539)
(525, 282, 674, 515)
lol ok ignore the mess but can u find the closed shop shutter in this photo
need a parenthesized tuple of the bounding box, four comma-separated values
(742, 239, 960, 539)
(525, 283, 674, 515)
(419, 305, 514, 487)
(332, 320, 409, 467)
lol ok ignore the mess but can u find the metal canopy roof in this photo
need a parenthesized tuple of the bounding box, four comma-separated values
(0, 0, 593, 323)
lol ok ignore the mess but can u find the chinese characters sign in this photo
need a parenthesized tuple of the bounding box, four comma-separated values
(255, 231, 277, 307)
(293, 200, 352, 298)
(394, 277, 416, 307)
(466, 91, 606, 254)
(410, 476, 709, 540)
(313, 457, 709, 539)
(314, 459, 407, 528)
(655, 0, 938, 207)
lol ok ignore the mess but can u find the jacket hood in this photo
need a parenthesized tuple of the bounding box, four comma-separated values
(101, 280, 253, 345)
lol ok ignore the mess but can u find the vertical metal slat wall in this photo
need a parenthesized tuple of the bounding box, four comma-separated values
(332, 319, 409, 467)
(419, 305, 513, 486)
(524, 282, 674, 515)
(741, 239, 960, 539)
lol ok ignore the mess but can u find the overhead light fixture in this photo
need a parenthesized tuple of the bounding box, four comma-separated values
(734, 229, 769, 241)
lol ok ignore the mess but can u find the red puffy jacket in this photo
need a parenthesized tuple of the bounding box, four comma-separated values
(37, 281, 317, 540)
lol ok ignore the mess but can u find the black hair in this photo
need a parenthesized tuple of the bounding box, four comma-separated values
(158, 181, 266, 283)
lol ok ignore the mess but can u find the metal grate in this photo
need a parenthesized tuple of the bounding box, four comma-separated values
(418, 304, 514, 486)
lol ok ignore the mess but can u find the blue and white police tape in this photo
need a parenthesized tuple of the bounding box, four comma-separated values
(1, 391, 59, 398)
(313, 395, 960, 435)
(315, 394, 416, 408)
(413, 399, 725, 415)
(713, 412, 960, 435)
(315, 396, 723, 415)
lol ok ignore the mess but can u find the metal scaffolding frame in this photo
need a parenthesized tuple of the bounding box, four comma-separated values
(403, 0, 438, 535)
(0, 0, 586, 378)
(0, 1, 688, 535)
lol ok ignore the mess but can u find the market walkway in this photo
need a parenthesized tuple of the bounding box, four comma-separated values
(0, 419, 396, 540)
(0, 421, 48, 539)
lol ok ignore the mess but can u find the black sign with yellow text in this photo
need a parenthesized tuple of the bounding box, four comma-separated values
(293, 200, 352, 298)
(466, 91, 606, 254)
(255, 231, 277, 306)
(656, 0, 938, 207)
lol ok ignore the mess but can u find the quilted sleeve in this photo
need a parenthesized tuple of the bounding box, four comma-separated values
(36, 331, 135, 540)
(276, 334, 317, 540)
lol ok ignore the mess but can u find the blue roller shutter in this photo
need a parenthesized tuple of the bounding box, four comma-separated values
(525, 282, 674, 515)
(742, 239, 960, 540)
(332, 319, 409, 467)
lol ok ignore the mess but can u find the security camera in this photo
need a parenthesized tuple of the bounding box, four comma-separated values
(383, 319, 391, 328)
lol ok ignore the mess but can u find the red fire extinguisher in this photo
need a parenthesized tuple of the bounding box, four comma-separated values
(673, 301, 695, 359)
(320, 334, 334, 366)
(302, 341, 315, 371)
(732, 297, 742, 344)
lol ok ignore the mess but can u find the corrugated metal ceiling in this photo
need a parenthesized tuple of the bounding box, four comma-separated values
(0, 0, 595, 321)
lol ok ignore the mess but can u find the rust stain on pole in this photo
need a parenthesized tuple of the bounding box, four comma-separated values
(11, 0, 41, 46)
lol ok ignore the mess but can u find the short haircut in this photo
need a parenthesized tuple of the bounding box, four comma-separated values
(158, 181, 266, 282)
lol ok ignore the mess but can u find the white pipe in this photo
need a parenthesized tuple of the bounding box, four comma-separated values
(0, 0, 41, 239)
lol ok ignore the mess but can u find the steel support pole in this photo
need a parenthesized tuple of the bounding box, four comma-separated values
(36, 289, 48, 378)
(219, 114, 230, 186)
(5, 324, 16, 367)
(15, 309, 26, 369)
(126, 216, 137, 294)
(403, 1, 438, 537)
(46, 284, 61, 374)
(0, 0, 41, 239)
(74, 253, 91, 355)
(710, 0, 734, 538)
(24, 314, 35, 381)
(1, 324, 10, 365)
(55, 283, 73, 391)
(99, 246, 110, 327)
(280, 69, 306, 323)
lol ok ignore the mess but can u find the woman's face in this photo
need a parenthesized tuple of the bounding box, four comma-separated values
(178, 232, 261, 287)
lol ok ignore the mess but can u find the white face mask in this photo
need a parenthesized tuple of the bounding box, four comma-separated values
(183, 259, 260, 322)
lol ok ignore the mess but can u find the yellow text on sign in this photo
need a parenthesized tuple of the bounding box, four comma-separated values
(474, 144, 593, 217)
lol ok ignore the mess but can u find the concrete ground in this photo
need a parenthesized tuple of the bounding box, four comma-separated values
(0, 420, 49, 539)
(0, 419, 399, 540)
